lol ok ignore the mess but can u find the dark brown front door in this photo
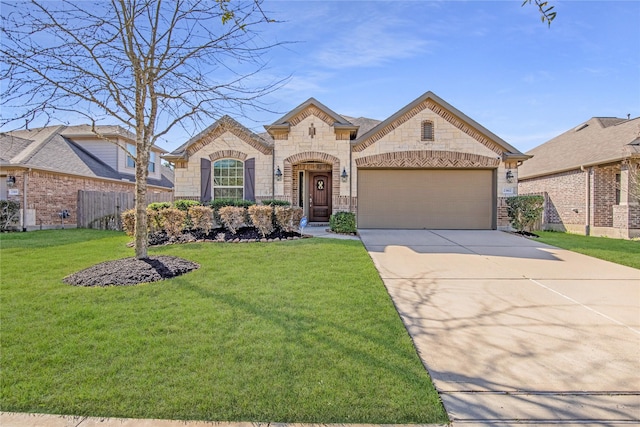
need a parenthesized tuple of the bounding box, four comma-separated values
(309, 172, 332, 222)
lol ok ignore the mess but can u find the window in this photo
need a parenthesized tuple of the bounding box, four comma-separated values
(421, 120, 434, 141)
(616, 173, 621, 205)
(126, 144, 157, 173)
(126, 144, 136, 168)
(213, 159, 244, 200)
(148, 151, 156, 173)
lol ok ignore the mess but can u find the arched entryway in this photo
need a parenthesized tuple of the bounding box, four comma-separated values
(283, 152, 340, 222)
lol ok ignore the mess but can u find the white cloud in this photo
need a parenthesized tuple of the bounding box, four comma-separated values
(313, 18, 433, 69)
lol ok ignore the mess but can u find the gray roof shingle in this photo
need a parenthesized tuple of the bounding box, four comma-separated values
(519, 116, 640, 179)
(2, 124, 172, 188)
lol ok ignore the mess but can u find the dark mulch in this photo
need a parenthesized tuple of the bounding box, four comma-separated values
(512, 230, 540, 238)
(64, 256, 200, 287)
(148, 226, 303, 246)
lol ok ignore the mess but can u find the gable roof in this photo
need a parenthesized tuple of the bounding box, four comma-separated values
(1, 125, 172, 188)
(265, 98, 359, 138)
(518, 116, 640, 179)
(352, 91, 528, 160)
(165, 115, 272, 160)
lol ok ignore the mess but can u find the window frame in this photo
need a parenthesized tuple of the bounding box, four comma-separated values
(212, 158, 244, 200)
(126, 144, 157, 173)
(421, 120, 434, 141)
(125, 143, 136, 169)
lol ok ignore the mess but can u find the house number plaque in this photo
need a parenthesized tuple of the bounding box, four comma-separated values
(316, 179, 324, 190)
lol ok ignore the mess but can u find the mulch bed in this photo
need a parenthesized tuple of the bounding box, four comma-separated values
(64, 227, 304, 287)
(147, 226, 304, 246)
(64, 256, 200, 287)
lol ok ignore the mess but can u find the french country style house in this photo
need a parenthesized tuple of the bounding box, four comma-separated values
(165, 91, 530, 229)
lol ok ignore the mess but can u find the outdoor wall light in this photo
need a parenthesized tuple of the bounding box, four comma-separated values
(505, 170, 514, 183)
(6, 176, 16, 187)
(341, 168, 348, 183)
(275, 166, 283, 181)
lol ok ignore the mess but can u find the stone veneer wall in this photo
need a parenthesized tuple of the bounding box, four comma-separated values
(173, 130, 273, 200)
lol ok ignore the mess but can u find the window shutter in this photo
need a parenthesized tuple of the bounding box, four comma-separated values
(244, 158, 255, 201)
(200, 158, 212, 202)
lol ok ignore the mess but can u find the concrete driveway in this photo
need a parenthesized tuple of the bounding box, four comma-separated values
(359, 229, 640, 426)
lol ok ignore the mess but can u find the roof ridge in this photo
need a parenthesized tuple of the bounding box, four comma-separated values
(11, 125, 67, 164)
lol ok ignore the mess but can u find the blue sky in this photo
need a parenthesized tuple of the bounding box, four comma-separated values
(205, 0, 640, 154)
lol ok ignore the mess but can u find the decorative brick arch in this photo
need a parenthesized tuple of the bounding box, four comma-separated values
(209, 150, 248, 162)
(355, 150, 500, 168)
(283, 151, 341, 208)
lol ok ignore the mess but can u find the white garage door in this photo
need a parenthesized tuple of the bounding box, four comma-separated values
(357, 169, 494, 229)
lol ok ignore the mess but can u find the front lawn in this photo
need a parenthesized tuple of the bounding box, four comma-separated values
(0, 229, 447, 423)
(535, 231, 640, 269)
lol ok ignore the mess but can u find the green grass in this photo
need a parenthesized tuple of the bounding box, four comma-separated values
(0, 229, 447, 423)
(535, 231, 640, 269)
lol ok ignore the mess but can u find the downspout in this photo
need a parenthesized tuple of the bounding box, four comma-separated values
(22, 168, 29, 232)
(581, 165, 591, 236)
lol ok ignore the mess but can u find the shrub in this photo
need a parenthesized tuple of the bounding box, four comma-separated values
(161, 207, 186, 238)
(248, 205, 274, 237)
(210, 199, 255, 224)
(146, 208, 165, 233)
(274, 206, 303, 232)
(330, 211, 356, 233)
(147, 202, 171, 211)
(174, 199, 200, 211)
(188, 205, 214, 234)
(121, 209, 136, 236)
(506, 195, 544, 232)
(0, 200, 20, 231)
(218, 206, 246, 234)
(261, 199, 291, 207)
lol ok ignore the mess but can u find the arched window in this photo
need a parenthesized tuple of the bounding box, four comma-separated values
(213, 159, 244, 200)
(421, 120, 434, 141)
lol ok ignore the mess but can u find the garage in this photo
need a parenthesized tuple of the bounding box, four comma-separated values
(357, 169, 495, 229)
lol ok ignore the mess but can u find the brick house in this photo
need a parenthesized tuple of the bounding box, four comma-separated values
(0, 125, 173, 230)
(165, 91, 530, 229)
(518, 117, 640, 239)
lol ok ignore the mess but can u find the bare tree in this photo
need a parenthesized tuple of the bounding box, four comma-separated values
(1, 0, 285, 259)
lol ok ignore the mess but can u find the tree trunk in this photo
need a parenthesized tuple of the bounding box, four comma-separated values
(134, 140, 149, 259)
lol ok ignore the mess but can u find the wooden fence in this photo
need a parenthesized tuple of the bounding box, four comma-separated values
(77, 190, 174, 230)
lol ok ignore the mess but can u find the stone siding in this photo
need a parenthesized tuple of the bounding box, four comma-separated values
(174, 130, 273, 200)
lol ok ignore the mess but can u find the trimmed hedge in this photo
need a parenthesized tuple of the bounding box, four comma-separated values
(329, 211, 356, 233)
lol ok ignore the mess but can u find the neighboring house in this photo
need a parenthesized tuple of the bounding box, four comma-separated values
(518, 116, 640, 239)
(0, 124, 173, 230)
(165, 91, 529, 229)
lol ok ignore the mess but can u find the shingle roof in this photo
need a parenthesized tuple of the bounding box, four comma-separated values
(518, 116, 640, 179)
(341, 116, 382, 135)
(2, 124, 172, 188)
(0, 133, 34, 162)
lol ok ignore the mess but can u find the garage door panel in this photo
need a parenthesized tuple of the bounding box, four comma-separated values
(357, 169, 494, 229)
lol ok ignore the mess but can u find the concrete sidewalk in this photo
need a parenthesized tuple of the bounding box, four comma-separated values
(359, 229, 640, 426)
(302, 224, 359, 240)
(0, 412, 447, 427)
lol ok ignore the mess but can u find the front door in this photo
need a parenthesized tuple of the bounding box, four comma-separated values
(309, 172, 332, 222)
